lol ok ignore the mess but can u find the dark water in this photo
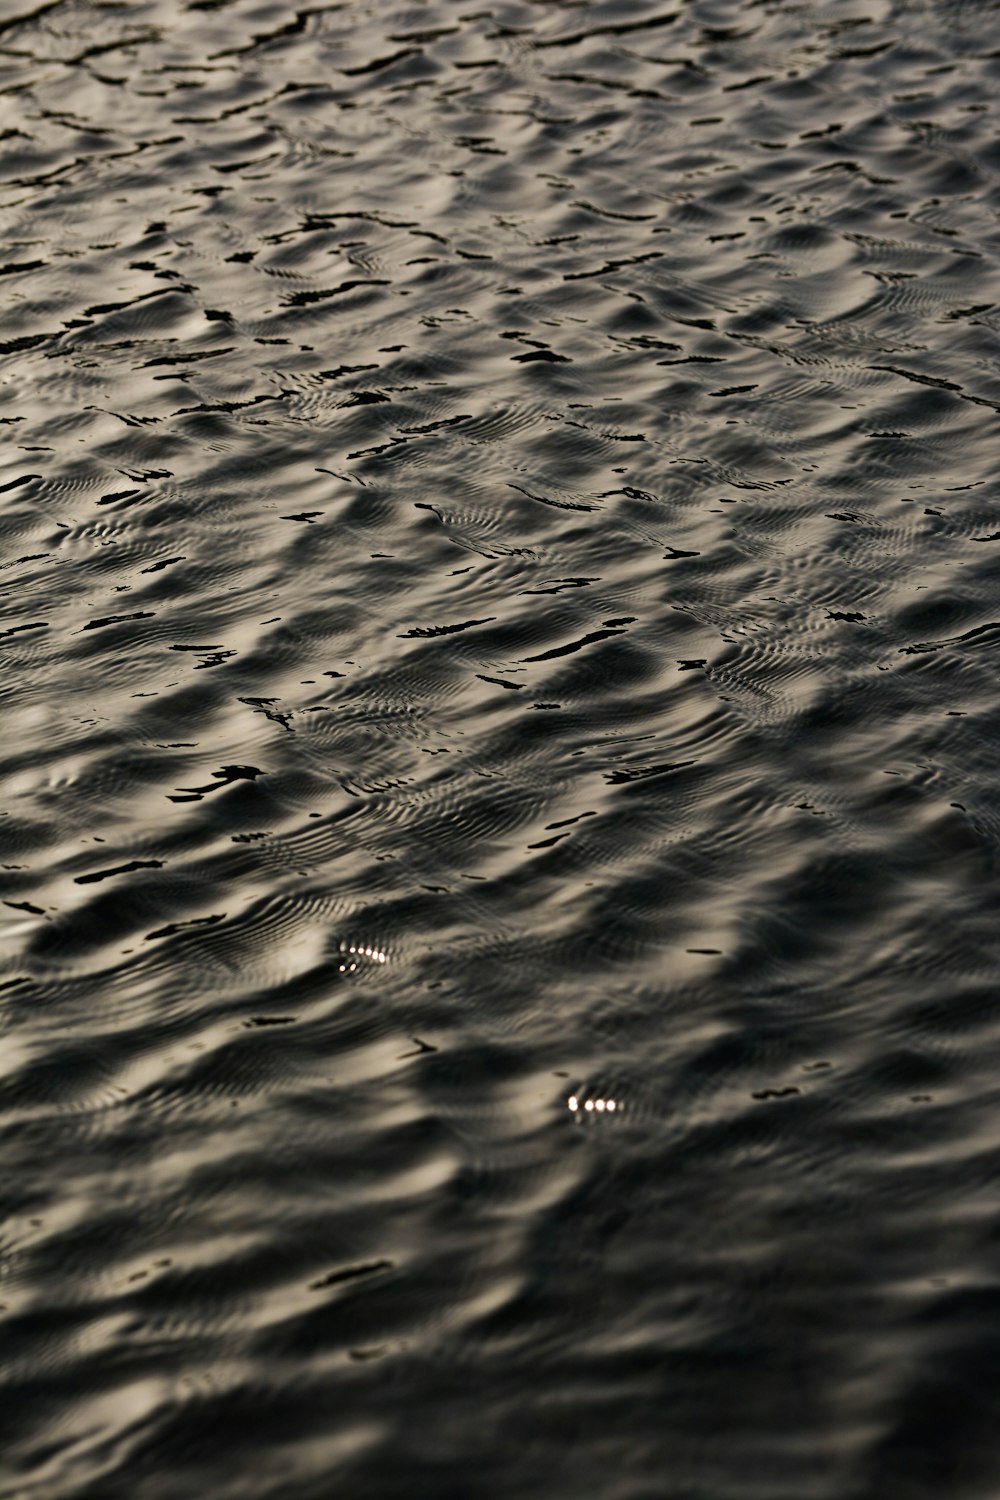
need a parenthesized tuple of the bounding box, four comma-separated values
(3, 0, 1000, 1494)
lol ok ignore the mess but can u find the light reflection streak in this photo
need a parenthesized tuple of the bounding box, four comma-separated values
(567, 1094, 620, 1115)
(337, 942, 388, 973)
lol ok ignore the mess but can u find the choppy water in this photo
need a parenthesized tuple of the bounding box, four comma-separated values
(3, 0, 1000, 1495)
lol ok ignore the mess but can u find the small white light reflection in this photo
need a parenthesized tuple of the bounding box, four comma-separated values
(566, 1092, 620, 1117)
(337, 940, 388, 974)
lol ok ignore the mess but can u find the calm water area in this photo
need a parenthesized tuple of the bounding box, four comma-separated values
(3, 0, 1000, 1495)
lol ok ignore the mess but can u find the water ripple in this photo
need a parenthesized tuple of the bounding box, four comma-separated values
(5, 0, 1000, 1495)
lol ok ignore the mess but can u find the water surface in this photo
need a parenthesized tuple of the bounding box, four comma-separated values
(4, 1, 1000, 1496)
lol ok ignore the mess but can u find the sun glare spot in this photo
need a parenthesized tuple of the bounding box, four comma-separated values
(338, 940, 388, 969)
(566, 1092, 620, 1116)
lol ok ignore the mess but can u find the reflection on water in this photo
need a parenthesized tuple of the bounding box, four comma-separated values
(567, 1093, 620, 1115)
(337, 941, 389, 972)
(3, 0, 1000, 1494)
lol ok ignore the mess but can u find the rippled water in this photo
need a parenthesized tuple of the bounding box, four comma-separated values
(4, 0, 1000, 1495)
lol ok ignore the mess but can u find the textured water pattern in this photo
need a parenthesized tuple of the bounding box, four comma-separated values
(3, 0, 1000, 1495)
